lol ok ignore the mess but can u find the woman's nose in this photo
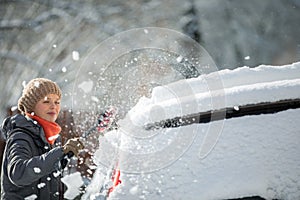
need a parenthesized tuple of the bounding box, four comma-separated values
(49, 101, 56, 108)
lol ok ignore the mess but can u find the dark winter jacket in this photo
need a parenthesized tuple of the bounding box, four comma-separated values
(0, 114, 65, 200)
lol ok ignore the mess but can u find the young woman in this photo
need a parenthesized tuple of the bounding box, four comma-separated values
(0, 78, 84, 200)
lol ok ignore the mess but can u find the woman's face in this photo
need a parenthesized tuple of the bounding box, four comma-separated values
(33, 94, 61, 122)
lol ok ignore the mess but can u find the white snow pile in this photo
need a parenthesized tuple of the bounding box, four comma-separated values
(62, 172, 84, 199)
(81, 62, 300, 200)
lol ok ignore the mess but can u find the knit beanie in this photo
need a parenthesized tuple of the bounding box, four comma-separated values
(18, 78, 62, 114)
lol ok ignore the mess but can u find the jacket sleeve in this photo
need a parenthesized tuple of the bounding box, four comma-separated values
(5, 133, 65, 187)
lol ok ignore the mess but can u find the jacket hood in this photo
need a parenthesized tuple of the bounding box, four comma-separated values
(1, 114, 40, 140)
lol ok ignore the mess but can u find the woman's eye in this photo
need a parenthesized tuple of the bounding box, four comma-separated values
(55, 101, 60, 105)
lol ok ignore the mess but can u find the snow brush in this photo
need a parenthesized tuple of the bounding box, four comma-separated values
(79, 106, 121, 198)
(65, 106, 118, 158)
(64, 107, 121, 198)
(82, 106, 119, 138)
(65, 106, 122, 198)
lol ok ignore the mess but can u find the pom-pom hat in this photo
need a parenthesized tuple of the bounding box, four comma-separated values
(18, 78, 62, 114)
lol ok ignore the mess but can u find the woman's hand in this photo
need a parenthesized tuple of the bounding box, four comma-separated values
(63, 138, 84, 157)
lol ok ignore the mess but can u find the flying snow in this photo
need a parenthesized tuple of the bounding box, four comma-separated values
(24, 194, 37, 200)
(72, 51, 80, 61)
(62, 67, 67, 73)
(78, 80, 94, 93)
(37, 182, 46, 189)
(33, 167, 41, 174)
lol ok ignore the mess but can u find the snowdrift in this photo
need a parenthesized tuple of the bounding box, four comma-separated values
(82, 62, 300, 200)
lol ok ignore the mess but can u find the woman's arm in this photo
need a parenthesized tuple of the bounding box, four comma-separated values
(6, 134, 64, 187)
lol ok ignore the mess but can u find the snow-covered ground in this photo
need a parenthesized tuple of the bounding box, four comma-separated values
(67, 62, 300, 200)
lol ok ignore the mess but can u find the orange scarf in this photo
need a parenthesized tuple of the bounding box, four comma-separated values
(26, 113, 61, 145)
